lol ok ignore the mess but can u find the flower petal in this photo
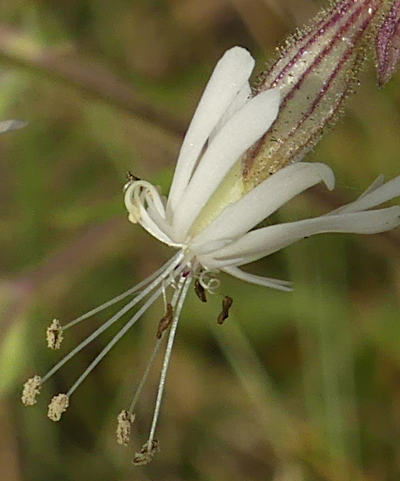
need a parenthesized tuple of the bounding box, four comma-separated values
(329, 174, 400, 215)
(359, 174, 385, 197)
(376, 0, 400, 86)
(209, 81, 252, 141)
(191, 162, 334, 249)
(205, 206, 400, 267)
(137, 205, 178, 246)
(167, 47, 255, 215)
(172, 88, 281, 241)
(222, 266, 293, 291)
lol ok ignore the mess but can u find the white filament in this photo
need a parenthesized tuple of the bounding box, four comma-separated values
(147, 275, 192, 447)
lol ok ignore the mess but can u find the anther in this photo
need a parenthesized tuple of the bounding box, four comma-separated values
(21, 375, 42, 406)
(46, 319, 64, 350)
(126, 170, 140, 182)
(128, 206, 141, 224)
(132, 439, 160, 466)
(116, 409, 135, 446)
(48, 393, 69, 421)
(156, 303, 173, 339)
(217, 296, 233, 325)
(194, 279, 207, 303)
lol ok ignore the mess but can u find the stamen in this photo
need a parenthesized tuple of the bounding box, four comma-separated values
(63, 254, 179, 331)
(199, 270, 220, 293)
(133, 439, 160, 466)
(48, 393, 69, 421)
(128, 341, 163, 414)
(124, 180, 166, 225)
(128, 207, 141, 224)
(21, 375, 41, 406)
(156, 303, 173, 339)
(194, 279, 207, 302)
(116, 410, 135, 446)
(65, 286, 164, 399)
(39, 252, 184, 387)
(146, 275, 192, 450)
(217, 296, 233, 325)
(126, 171, 140, 182)
(46, 319, 64, 350)
(127, 281, 184, 415)
(161, 281, 168, 309)
(123, 171, 141, 195)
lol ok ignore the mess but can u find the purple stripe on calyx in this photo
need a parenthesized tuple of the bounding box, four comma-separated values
(242, 0, 386, 190)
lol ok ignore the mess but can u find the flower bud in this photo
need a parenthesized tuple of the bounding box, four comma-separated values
(243, 0, 394, 189)
(376, 0, 400, 85)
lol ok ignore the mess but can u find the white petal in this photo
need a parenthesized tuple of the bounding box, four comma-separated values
(209, 81, 251, 141)
(172, 88, 281, 241)
(190, 238, 233, 255)
(222, 266, 293, 291)
(167, 47, 255, 215)
(208, 206, 400, 266)
(191, 162, 334, 249)
(329, 175, 400, 215)
(138, 205, 178, 246)
(359, 174, 385, 197)
(145, 202, 175, 241)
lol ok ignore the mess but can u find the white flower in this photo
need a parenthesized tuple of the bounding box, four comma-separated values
(124, 46, 400, 289)
(22, 47, 400, 464)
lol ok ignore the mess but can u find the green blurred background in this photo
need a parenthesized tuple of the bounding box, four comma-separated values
(0, 1, 399, 480)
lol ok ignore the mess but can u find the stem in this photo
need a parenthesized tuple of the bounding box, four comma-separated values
(0, 24, 185, 137)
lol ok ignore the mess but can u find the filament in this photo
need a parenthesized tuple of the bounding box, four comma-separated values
(146, 274, 192, 447)
(128, 280, 183, 414)
(67, 287, 163, 397)
(62, 254, 180, 331)
(41, 252, 184, 385)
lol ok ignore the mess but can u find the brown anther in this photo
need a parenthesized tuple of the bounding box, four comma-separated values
(46, 319, 64, 350)
(116, 409, 135, 446)
(47, 393, 69, 421)
(126, 170, 140, 182)
(21, 375, 42, 406)
(217, 296, 233, 325)
(132, 439, 160, 466)
(156, 303, 173, 339)
(194, 279, 207, 303)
